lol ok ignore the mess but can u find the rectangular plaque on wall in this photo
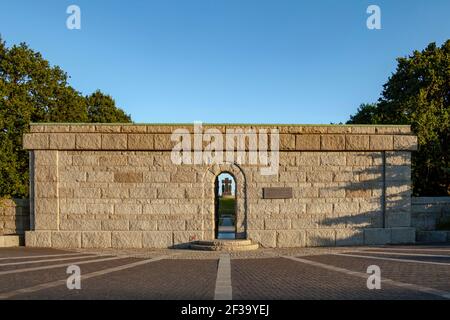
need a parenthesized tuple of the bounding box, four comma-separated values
(263, 187, 293, 199)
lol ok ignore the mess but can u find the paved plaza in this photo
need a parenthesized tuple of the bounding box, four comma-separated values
(0, 245, 449, 300)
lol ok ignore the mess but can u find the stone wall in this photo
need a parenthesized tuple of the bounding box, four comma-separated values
(0, 198, 30, 235)
(411, 197, 450, 231)
(23, 124, 417, 248)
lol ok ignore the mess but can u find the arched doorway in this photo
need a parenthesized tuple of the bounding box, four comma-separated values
(214, 172, 236, 239)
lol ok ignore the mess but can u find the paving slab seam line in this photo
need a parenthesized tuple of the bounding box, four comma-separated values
(0, 256, 127, 276)
(283, 256, 450, 300)
(0, 254, 173, 299)
(344, 251, 450, 258)
(0, 253, 89, 261)
(0, 254, 108, 267)
(334, 253, 450, 266)
(214, 254, 232, 300)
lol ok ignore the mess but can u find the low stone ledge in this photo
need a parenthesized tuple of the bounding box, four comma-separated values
(305, 229, 336, 247)
(363, 227, 416, 245)
(276, 230, 306, 247)
(416, 231, 450, 243)
(25, 231, 52, 247)
(0, 235, 23, 247)
(82, 231, 112, 248)
(25, 228, 418, 249)
(250, 228, 414, 248)
(363, 228, 392, 245)
(391, 227, 416, 244)
(336, 229, 364, 246)
(51, 231, 81, 248)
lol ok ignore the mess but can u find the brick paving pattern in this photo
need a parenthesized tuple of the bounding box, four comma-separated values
(0, 245, 449, 300)
(304, 252, 450, 292)
(9, 259, 217, 300)
(231, 257, 439, 300)
(0, 257, 140, 294)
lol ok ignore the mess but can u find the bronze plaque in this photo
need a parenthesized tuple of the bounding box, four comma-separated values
(263, 187, 293, 199)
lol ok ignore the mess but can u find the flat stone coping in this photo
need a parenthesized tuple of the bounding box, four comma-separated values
(29, 123, 412, 134)
(24, 124, 417, 151)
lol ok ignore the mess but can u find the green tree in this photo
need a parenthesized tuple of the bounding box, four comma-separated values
(348, 40, 450, 196)
(0, 38, 132, 198)
(87, 90, 131, 123)
(348, 103, 381, 124)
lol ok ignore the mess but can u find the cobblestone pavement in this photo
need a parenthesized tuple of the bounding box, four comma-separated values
(0, 245, 449, 299)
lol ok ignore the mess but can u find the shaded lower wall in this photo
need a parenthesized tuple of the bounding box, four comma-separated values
(411, 197, 450, 231)
(0, 199, 30, 235)
(11, 197, 450, 246)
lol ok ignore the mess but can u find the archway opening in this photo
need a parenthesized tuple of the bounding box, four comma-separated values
(215, 172, 236, 239)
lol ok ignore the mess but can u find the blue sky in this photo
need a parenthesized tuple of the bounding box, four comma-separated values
(0, 0, 449, 124)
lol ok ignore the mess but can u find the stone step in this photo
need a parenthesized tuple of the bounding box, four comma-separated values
(190, 243, 259, 251)
(190, 239, 259, 251)
(195, 239, 253, 247)
(0, 235, 23, 247)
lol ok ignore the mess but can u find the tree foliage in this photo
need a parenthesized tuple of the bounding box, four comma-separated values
(348, 103, 381, 124)
(0, 38, 132, 198)
(87, 91, 131, 123)
(348, 40, 450, 196)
